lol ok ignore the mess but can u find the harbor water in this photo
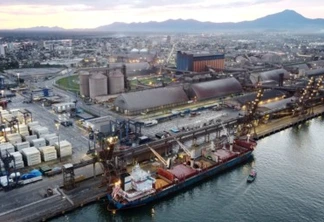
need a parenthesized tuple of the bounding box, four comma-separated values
(52, 116, 324, 222)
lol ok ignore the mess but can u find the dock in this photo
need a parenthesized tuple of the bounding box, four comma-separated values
(0, 106, 324, 221)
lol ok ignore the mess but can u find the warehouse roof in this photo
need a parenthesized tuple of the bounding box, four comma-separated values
(114, 86, 188, 111)
(305, 68, 324, 77)
(259, 97, 296, 111)
(236, 90, 286, 105)
(259, 69, 289, 82)
(189, 77, 242, 100)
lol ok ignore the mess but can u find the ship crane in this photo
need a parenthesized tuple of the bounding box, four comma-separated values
(220, 121, 234, 152)
(146, 144, 174, 169)
(173, 137, 196, 168)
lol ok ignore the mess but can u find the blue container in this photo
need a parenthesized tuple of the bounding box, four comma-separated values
(43, 88, 49, 97)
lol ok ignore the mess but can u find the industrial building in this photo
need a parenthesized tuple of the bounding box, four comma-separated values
(176, 51, 225, 72)
(250, 69, 290, 85)
(79, 68, 126, 100)
(114, 86, 189, 115)
(187, 78, 243, 101)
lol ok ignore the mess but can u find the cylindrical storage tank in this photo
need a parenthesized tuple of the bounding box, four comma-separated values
(79, 71, 90, 97)
(89, 73, 108, 99)
(108, 70, 125, 94)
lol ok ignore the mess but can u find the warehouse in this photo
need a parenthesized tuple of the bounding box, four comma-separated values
(187, 77, 243, 101)
(114, 86, 189, 115)
(176, 51, 225, 72)
(229, 90, 287, 110)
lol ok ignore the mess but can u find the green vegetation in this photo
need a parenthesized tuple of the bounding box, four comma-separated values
(56, 75, 80, 92)
(129, 76, 173, 89)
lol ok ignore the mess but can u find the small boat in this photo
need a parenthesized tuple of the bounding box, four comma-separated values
(247, 169, 257, 183)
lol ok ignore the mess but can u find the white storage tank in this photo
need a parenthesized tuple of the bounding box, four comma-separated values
(31, 138, 46, 148)
(54, 140, 72, 157)
(108, 70, 125, 94)
(38, 146, 57, 162)
(79, 71, 90, 97)
(21, 147, 41, 166)
(89, 72, 108, 99)
(14, 141, 30, 151)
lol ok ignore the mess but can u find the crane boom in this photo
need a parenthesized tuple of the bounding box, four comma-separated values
(146, 144, 167, 166)
(159, 43, 177, 75)
(173, 137, 192, 157)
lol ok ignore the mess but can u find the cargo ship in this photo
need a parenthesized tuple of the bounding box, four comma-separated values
(107, 136, 256, 210)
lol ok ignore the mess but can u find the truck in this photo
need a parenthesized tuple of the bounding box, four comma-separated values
(144, 120, 158, 127)
(18, 169, 43, 185)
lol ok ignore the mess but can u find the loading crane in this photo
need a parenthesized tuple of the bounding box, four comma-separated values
(237, 84, 264, 137)
(146, 144, 173, 169)
(159, 43, 177, 75)
(292, 75, 324, 116)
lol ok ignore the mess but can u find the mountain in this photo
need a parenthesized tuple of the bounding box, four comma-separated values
(13, 26, 66, 32)
(95, 10, 324, 32)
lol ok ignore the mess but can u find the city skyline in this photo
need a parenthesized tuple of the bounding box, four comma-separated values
(1, 0, 324, 29)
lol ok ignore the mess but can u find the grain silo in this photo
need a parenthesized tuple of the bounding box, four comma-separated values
(108, 70, 125, 94)
(79, 71, 90, 97)
(89, 72, 108, 99)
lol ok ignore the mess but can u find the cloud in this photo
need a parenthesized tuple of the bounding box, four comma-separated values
(0, 0, 283, 10)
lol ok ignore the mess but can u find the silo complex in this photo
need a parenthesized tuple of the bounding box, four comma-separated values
(108, 70, 125, 94)
(89, 72, 108, 99)
(79, 71, 90, 97)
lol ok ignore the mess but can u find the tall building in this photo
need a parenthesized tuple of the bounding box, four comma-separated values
(176, 51, 225, 72)
(0, 45, 6, 57)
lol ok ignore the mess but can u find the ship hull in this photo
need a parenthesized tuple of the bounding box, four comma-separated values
(107, 150, 253, 210)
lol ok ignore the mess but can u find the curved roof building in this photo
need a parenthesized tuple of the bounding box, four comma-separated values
(188, 77, 243, 100)
(114, 86, 188, 114)
(259, 69, 289, 82)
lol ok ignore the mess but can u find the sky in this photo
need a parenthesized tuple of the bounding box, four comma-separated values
(1, 0, 324, 29)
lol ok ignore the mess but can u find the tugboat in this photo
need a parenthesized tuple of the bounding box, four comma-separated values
(247, 169, 257, 183)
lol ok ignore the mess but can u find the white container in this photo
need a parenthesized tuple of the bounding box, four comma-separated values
(0, 143, 15, 157)
(21, 147, 41, 166)
(27, 121, 39, 128)
(30, 125, 42, 135)
(11, 151, 23, 162)
(55, 140, 72, 157)
(45, 136, 59, 146)
(34, 127, 49, 138)
(23, 134, 37, 143)
(31, 138, 46, 148)
(14, 160, 25, 169)
(14, 141, 30, 151)
(38, 146, 57, 162)
(6, 133, 22, 144)
(44, 133, 57, 139)
(19, 131, 30, 137)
